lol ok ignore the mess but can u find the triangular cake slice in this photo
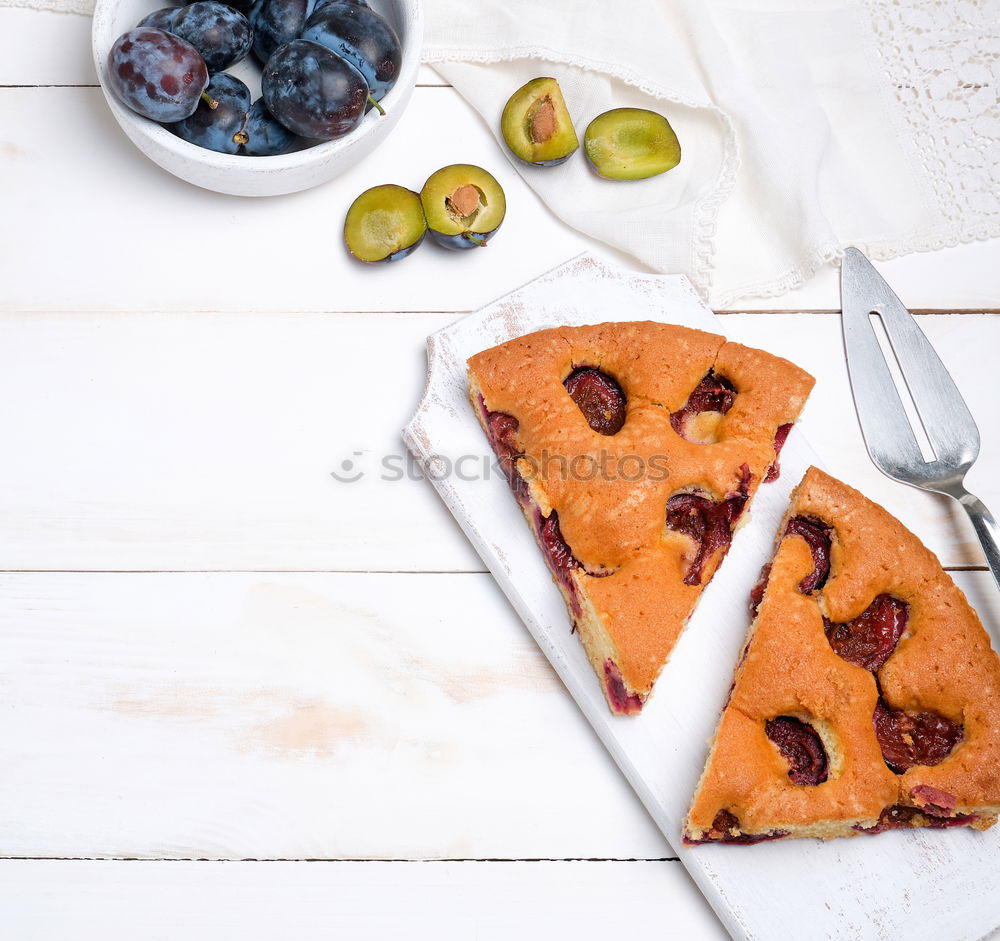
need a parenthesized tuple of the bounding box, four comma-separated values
(684, 466, 1000, 843)
(467, 321, 814, 714)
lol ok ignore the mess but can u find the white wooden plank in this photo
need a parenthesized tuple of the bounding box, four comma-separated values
(0, 86, 590, 314)
(757, 239, 1000, 313)
(0, 570, 670, 860)
(419, 64, 449, 86)
(0, 570, 996, 864)
(0, 309, 485, 572)
(3, 11, 1000, 311)
(0, 9, 95, 86)
(2, 83, 999, 315)
(0, 859, 728, 941)
(0, 310, 995, 572)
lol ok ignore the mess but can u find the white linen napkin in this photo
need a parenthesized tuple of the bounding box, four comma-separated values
(424, 0, 1000, 305)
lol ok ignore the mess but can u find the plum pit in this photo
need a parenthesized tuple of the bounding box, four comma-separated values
(501, 77, 579, 166)
(528, 96, 556, 144)
(446, 184, 484, 224)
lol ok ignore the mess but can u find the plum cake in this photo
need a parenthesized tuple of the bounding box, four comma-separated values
(684, 467, 1000, 844)
(467, 321, 814, 714)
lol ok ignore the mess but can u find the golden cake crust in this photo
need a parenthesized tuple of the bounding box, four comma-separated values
(685, 467, 1000, 842)
(467, 321, 814, 710)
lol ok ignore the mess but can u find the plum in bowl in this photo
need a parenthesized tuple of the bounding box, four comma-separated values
(92, 0, 422, 196)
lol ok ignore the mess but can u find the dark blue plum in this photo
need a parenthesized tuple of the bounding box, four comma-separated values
(107, 27, 209, 122)
(182, 0, 255, 8)
(300, 1, 401, 100)
(137, 7, 181, 30)
(172, 1, 252, 72)
(262, 39, 370, 140)
(169, 72, 251, 154)
(239, 99, 297, 155)
(249, 0, 317, 64)
(200, 0, 255, 10)
(312, 0, 367, 10)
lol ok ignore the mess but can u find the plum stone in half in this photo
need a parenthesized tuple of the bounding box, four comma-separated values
(501, 77, 578, 167)
(419, 164, 506, 250)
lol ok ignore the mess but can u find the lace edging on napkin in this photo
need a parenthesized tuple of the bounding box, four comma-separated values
(721, 0, 1000, 306)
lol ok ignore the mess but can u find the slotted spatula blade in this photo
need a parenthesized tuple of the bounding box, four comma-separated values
(840, 247, 1000, 592)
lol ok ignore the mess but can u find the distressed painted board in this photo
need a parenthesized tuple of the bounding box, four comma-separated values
(0, 859, 727, 940)
(0, 567, 996, 865)
(0, 570, 668, 860)
(0, 86, 592, 315)
(0, 309, 995, 573)
(0, 8, 96, 85)
(403, 255, 1000, 941)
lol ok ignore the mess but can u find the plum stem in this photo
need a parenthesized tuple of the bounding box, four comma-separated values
(201, 91, 219, 110)
(367, 94, 385, 116)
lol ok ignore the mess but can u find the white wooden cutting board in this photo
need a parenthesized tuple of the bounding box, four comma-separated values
(402, 254, 1000, 941)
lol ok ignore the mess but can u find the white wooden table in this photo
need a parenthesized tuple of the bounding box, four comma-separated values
(2, 10, 999, 938)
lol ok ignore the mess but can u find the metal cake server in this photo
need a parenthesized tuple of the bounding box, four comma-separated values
(840, 246, 1000, 592)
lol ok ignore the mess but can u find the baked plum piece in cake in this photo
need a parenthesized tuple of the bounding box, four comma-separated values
(684, 467, 1000, 844)
(467, 321, 814, 715)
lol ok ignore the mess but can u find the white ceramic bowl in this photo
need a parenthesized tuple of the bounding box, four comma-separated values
(92, 0, 422, 196)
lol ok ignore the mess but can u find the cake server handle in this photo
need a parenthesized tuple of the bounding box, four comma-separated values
(955, 489, 1000, 595)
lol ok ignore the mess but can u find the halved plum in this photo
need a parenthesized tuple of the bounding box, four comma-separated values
(344, 184, 426, 263)
(584, 108, 681, 181)
(665, 465, 751, 587)
(824, 594, 908, 672)
(765, 716, 829, 786)
(501, 77, 579, 167)
(784, 515, 833, 595)
(685, 809, 789, 846)
(420, 165, 506, 250)
(873, 699, 963, 774)
(564, 366, 626, 434)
